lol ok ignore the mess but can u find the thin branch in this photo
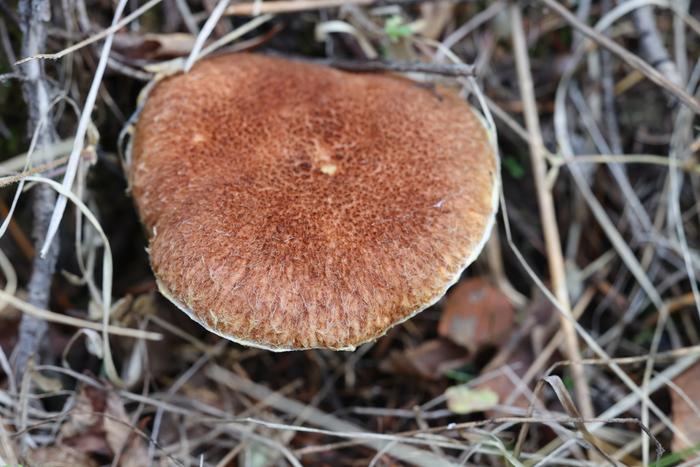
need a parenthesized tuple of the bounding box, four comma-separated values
(38, 0, 127, 258)
(317, 58, 475, 77)
(13, 0, 60, 384)
(224, 0, 469, 16)
(632, 4, 682, 87)
(508, 0, 595, 426)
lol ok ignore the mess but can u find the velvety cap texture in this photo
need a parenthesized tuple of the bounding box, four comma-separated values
(130, 53, 499, 351)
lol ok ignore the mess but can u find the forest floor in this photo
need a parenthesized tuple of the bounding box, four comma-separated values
(1, 0, 700, 466)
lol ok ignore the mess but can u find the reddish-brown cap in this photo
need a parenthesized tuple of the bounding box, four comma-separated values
(130, 53, 499, 351)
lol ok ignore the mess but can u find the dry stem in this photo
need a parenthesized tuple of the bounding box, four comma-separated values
(13, 0, 60, 383)
(508, 1, 595, 422)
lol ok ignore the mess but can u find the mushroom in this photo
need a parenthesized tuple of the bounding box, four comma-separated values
(130, 53, 499, 351)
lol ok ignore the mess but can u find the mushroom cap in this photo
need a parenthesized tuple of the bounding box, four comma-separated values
(130, 53, 499, 351)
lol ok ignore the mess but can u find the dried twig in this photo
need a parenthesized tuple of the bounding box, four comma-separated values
(224, 0, 467, 16)
(38, 0, 127, 259)
(317, 57, 475, 77)
(631, 4, 682, 87)
(508, 1, 595, 423)
(0, 290, 162, 340)
(13, 0, 60, 383)
(15, 0, 162, 64)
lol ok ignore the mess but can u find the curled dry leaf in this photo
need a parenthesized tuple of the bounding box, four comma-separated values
(438, 278, 515, 352)
(542, 375, 614, 463)
(671, 362, 700, 458)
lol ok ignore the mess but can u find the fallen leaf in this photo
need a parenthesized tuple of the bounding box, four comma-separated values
(465, 293, 555, 418)
(104, 391, 131, 452)
(104, 391, 149, 467)
(671, 362, 700, 458)
(445, 385, 499, 414)
(380, 339, 469, 380)
(60, 386, 104, 439)
(473, 343, 534, 417)
(25, 444, 99, 467)
(61, 387, 110, 456)
(438, 278, 515, 352)
(182, 384, 226, 411)
(59, 385, 147, 464)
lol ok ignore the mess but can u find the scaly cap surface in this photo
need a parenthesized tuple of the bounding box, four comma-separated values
(131, 53, 499, 350)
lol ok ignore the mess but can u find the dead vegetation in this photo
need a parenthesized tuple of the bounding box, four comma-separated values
(1, 0, 700, 465)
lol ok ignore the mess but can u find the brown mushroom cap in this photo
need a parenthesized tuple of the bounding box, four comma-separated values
(130, 53, 499, 351)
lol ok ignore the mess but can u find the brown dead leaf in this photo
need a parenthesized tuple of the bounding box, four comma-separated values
(104, 391, 132, 452)
(59, 385, 147, 464)
(473, 343, 533, 417)
(438, 278, 515, 352)
(104, 391, 149, 467)
(380, 338, 469, 380)
(25, 444, 99, 467)
(671, 362, 700, 458)
(61, 387, 105, 438)
(183, 383, 226, 411)
(473, 294, 556, 418)
(60, 386, 105, 450)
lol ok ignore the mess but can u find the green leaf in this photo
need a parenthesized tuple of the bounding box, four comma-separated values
(562, 375, 574, 390)
(503, 156, 525, 179)
(444, 369, 475, 383)
(384, 16, 413, 42)
(650, 442, 700, 467)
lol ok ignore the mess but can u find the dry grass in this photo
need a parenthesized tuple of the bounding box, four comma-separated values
(1, 0, 700, 465)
